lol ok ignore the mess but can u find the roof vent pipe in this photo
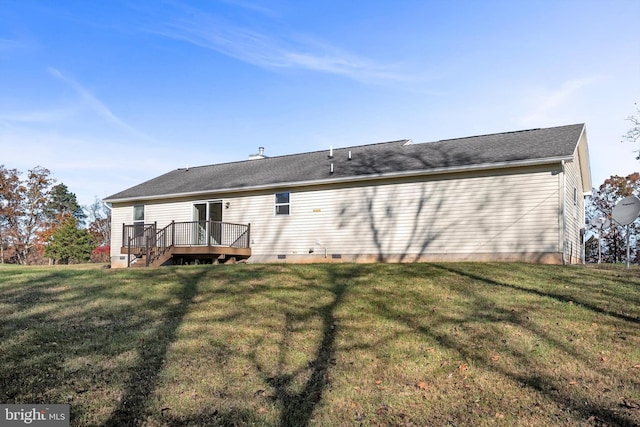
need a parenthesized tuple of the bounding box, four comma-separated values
(329, 145, 333, 159)
(330, 163, 334, 173)
(248, 147, 268, 160)
(348, 150, 352, 160)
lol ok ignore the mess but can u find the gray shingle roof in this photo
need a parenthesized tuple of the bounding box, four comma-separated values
(104, 123, 585, 202)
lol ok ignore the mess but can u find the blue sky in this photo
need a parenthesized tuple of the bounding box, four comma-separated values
(1, 0, 639, 207)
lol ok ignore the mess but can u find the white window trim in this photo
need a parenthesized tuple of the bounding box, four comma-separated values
(133, 204, 145, 223)
(275, 192, 291, 216)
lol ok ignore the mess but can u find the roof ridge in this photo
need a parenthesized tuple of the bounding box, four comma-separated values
(436, 128, 541, 143)
(176, 139, 411, 170)
(432, 123, 584, 144)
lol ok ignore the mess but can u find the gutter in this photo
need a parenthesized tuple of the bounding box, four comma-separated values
(104, 155, 574, 204)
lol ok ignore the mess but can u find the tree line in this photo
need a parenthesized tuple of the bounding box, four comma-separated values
(586, 105, 640, 263)
(0, 165, 110, 265)
(586, 173, 640, 264)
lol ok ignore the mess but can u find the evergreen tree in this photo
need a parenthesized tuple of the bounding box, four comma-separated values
(44, 217, 94, 264)
(46, 183, 86, 225)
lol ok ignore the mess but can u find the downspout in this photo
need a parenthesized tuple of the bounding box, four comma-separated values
(561, 160, 567, 265)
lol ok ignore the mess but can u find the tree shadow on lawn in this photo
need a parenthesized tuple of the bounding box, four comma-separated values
(1, 264, 349, 426)
(103, 269, 207, 426)
(0, 269, 117, 404)
(366, 263, 639, 427)
(0, 267, 209, 426)
(268, 284, 346, 427)
(125, 264, 351, 427)
(240, 265, 351, 427)
(4, 263, 638, 426)
(441, 263, 640, 325)
(157, 407, 264, 426)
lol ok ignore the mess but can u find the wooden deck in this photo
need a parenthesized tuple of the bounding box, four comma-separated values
(121, 220, 251, 267)
(120, 245, 251, 257)
(121, 245, 251, 267)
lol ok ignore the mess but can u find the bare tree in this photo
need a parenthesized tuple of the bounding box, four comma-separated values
(623, 103, 640, 159)
(0, 166, 23, 263)
(10, 166, 55, 264)
(86, 197, 111, 247)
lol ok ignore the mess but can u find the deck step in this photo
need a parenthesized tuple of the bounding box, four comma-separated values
(150, 250, 174, 267)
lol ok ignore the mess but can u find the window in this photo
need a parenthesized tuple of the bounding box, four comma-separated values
(133, 204, 145, 222)
(132, 204, 145, 243)
(275, 192, 290, 215)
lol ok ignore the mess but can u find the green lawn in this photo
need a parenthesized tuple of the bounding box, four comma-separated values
(0, 263, 639, 426)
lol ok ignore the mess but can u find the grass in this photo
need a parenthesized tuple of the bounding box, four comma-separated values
(0, 262, 639, 426)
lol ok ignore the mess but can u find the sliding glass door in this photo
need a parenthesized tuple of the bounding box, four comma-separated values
(193, 201, 223, 245)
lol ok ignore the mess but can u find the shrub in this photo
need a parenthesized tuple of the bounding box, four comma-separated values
(90, 245, 110, 263)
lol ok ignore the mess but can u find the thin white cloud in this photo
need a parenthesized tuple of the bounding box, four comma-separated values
(47, 67, 153, 141)
(0, 67, 162, 206)
(0, 38, 28, 60)
(216, 0, 277, 17)
(0, 127, 175, 205)
(0, 107, 77, 124)
(0, 38, 23, 51)
(518, 77, 596, 125)
(142, 4, 406, 84)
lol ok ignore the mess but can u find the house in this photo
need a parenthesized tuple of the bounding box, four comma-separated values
(103, 123, 591, 268)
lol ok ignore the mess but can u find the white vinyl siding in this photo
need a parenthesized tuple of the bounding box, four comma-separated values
(563, 155, 586, 263)
(144, 200, 194, 225)
(223, 167, 561, 259)
(110, 203, 131, 257)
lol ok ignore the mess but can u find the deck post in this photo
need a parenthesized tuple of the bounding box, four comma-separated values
(247, 223, 251, 248)
(127, 234, 131, 268)
(145, 232, 150, 267)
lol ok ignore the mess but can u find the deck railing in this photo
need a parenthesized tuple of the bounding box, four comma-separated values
(171, 220, 251, 248)
(123, 220, 251, 266)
